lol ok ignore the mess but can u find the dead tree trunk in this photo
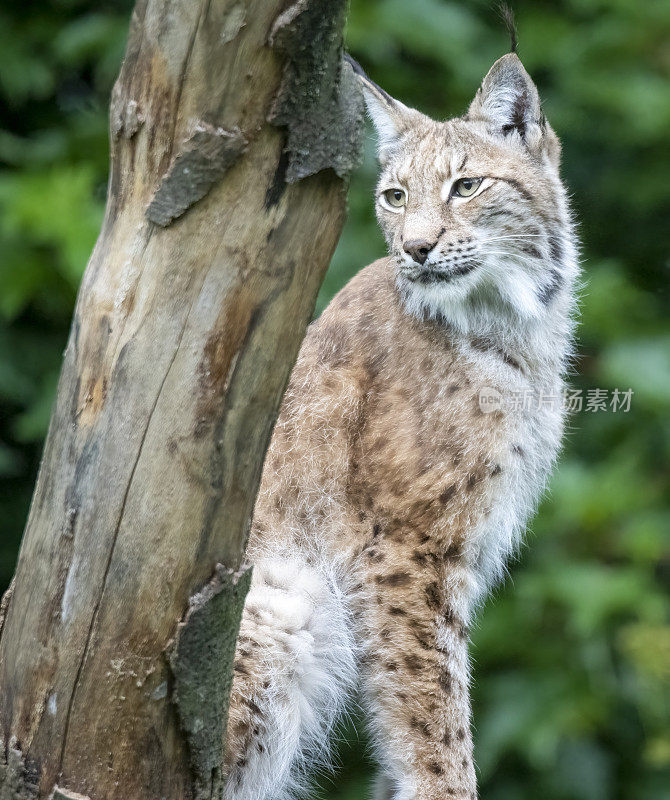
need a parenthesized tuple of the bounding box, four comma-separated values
(0, 1, 363, 798)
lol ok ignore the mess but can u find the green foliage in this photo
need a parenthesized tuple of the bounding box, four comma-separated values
(0, 1, 667, 798)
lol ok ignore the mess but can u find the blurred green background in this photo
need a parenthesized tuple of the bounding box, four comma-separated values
(0, 1, 668, 798)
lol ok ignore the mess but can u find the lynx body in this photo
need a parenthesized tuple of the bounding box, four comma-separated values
(223, 53, 578, 800)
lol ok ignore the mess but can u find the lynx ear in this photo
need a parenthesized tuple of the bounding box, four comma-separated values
(345, 54, 416, 157)
(468, 54, 543, 144)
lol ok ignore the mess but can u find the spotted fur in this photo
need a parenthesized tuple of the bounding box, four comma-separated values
(223, 53, 579, 800)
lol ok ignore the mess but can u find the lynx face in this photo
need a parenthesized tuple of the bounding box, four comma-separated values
(349, 54, 576, 333)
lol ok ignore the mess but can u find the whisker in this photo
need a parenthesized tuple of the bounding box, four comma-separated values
(475, 250, 533, 258)
(479, 234, 544, 242)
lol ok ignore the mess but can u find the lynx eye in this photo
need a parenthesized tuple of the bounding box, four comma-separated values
(382, 188, 407, 209)
(453, 177, 483, 198)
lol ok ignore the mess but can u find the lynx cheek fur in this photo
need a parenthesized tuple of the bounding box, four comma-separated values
(222, 54, 578, 800)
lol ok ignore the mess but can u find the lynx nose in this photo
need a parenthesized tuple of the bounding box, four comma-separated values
(403, 238, 435, 265)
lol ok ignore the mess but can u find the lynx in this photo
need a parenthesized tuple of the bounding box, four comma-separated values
(222, 51, 578, 800)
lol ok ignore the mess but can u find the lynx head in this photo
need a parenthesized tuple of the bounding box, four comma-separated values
(348, 53, 577, 334)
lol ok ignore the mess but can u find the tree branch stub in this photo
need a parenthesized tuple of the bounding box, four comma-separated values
(168, 564, 252, 800)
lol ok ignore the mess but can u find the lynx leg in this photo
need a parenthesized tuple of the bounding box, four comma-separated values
(355, 542, 478, 800)
(223, 556, 356, 800)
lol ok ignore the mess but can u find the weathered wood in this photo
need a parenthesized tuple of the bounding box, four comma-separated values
(0, 1, 363, 798)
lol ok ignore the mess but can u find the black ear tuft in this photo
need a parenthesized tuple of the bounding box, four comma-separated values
(497, 3, 518, 54)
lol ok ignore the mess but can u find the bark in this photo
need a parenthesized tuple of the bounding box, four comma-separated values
(0, 2, 363, 799)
